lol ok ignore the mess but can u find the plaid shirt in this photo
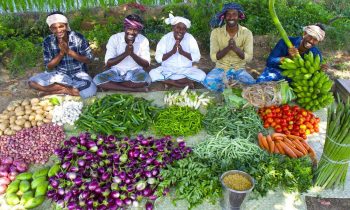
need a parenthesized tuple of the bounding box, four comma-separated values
(43, 31, 93, 75)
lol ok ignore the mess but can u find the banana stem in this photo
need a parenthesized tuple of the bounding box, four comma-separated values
(269, 0, 301, 59)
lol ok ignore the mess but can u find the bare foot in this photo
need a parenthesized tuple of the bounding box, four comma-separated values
(164, 84, 169, 90)
(188, 82, 195, 89)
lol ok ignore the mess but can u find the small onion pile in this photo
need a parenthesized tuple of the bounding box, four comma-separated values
(0, 98, 54, 136)
(52, 100, 83, 126)
(48, 133, 192, 210)
(0, 123, 65, 164)
(0, 157, 28, 194)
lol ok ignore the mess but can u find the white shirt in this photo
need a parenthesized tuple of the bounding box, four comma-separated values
(105, 32, 150, 75)
(155, 32, 201, 68)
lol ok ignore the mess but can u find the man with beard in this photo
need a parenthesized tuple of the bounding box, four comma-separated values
(29, 11, 96, 98)
(256, 23, 326, 82)
(149, 14, 206, 88)
(93, 14, 151, 92)
(203, 3, 253, 92)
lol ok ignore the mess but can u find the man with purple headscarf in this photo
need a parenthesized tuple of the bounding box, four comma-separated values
(203, 3, 254, 92)
(93, 14, 151, 92)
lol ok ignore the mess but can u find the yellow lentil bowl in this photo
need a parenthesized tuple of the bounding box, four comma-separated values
(223, 173, 252, 191)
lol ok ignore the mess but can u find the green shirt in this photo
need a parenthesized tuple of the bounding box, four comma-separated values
(210, 24, 253, 71)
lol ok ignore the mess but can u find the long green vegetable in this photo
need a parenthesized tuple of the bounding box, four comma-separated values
(268, 0, 293, 48)
(194, 134, 266, 162)
(315, 99, 350, 188)
(75, 94, 158, 135)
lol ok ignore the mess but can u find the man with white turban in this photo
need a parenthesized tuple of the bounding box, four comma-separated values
(93, 14, 151, 92)
(257, 23, 327, 82)
(29, 11, 96, 98)
(149, 14, 206, 88)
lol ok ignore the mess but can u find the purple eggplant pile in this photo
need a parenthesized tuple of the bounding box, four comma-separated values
(47, 133, 192, 210)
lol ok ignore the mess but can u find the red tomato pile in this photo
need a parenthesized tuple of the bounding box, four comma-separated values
(258, 104, 320, 139)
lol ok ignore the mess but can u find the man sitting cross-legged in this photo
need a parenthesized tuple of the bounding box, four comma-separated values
(149, 14, 206, 89)
(93, 14, 151, 92)
(29, 11, 97, 98)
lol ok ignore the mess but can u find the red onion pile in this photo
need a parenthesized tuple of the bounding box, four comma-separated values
(0, 123, 65, 164)
(0, 157, 28, 194)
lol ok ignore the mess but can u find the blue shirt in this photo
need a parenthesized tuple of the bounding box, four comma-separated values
(43, 31, 93, 75)
(266, 36, 322, 69)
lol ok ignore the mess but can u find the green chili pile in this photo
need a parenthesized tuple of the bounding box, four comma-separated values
(203, 105, 267, 142)
(75, 94, 158, 135)
(153, 106, 203, 137)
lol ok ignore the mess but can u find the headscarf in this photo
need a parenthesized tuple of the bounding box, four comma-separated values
(165, 14, 191, 29)
(303, 25, 325, 41)
(124, 17, 144, 31)
(46, 14, 71, 31)
(210, 3, 245, 28)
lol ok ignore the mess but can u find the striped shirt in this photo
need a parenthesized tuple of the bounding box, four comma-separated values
(43, 31, 93, 75)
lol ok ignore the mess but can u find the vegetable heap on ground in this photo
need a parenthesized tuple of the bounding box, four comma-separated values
(0, 123, 65, 164)
(156, 134, 313, 209)
(280, 52, 334, 111)
(164, 86, 213, 109)
(47, 133, 191, 210)
(153, 106, 203, 137)
(0, 157, 28, 195)
(0, 98, 54, 136)
(203, 105, 267, 142)
(75, 94, 158, 135)
(258, 104, 320, 139)
(258, 132, 316, 161)
(269, 0, 334, 111)
(315, 99, 350, 188)
(241, 80, 295, 108)
(52, 100, 83, 126)
(5, 168, 50, 209)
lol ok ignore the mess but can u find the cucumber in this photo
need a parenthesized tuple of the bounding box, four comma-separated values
(6, 180, 20, 194)
(6, 193, 20, 205)
(48, 164, 60, 177)
(24, 195, 46, 209)
(16, 172, 33, 180)
(31, 176, 48, 189)
(19, 180, 31, 193)
(35, 181, 49, 197)
(20, 191, 34, 204)
(32, 167, 50, 179)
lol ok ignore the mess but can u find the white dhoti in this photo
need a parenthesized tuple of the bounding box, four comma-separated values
(149, 66, 206, 83)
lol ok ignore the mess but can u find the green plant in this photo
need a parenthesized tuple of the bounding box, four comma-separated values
(0, 38, 42, 77)
(82, 18, 123, 48)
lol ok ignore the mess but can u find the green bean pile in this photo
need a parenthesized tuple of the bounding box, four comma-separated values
(203, 105, 267, 142)
(194, 135, 266, 162)
(153, 106, 203, 137)
(75, 94, 158, 135)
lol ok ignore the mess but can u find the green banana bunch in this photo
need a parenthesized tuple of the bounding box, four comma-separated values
(279, 51, 334, 111)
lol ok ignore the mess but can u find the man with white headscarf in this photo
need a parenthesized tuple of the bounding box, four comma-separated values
(28, 11, 96, 98)
(149, 14, 206, 88)
(257, 23, 327, 82)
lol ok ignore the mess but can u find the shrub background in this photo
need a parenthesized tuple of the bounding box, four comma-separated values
(0, 0, 349, 77)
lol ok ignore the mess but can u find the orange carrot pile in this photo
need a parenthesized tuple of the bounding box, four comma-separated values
(258, 132, 316, 160)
